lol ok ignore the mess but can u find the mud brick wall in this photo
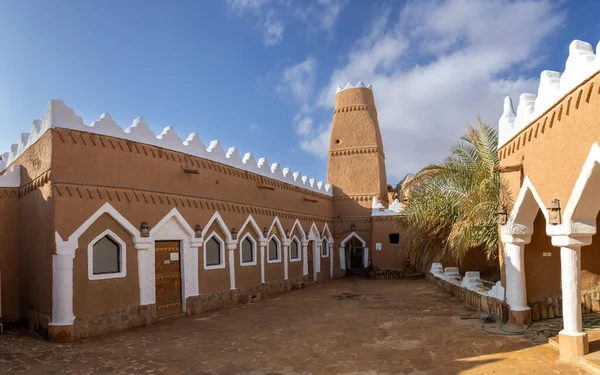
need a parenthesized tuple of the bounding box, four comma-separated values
(427, 273, 507, 323)
(367, 268, 405, 280)
(74, 304, 156, 339)
(529, 289, 600, 321)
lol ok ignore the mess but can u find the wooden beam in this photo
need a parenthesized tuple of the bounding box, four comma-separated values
(303, 196, 318, 203)
(491, 164, 523, 174)
(183, 168, 199, 174)
(258, 184, 275, 191)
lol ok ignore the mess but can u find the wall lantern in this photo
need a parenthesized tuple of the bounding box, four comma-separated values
(351, 223, 356, 232)
(140, 221, 150, 237)
(548, 199, 561, 225)
(497, 205, 508, 226)
(263, 227, 268, 237)
(285, 229, 290, 238)
(194, 224, 202, 238)
(231, 227, 238, 241)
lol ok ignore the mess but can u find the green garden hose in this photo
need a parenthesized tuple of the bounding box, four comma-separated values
(479, 312, 600, 343)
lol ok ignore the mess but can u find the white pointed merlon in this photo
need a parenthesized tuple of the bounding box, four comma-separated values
(292, 171, 301, 182)
(89, 113, 124, 138)
(42, 99, 84, 131)
(309, 178, 315, 188)
(183, 133, 206, 157)
(325, 183, 332, 193)
(206, 140, 227, 163)
(366, 84, 372, 90)
(125, 117, 156, 144)
(8, 144, 18, 165)
(561, 40, 596, 95)
(498, 96, 516, 145)
(355, 81, 366, 88)
(514, 93, 536, 132)
(257, 157, 270, 173)
(156, 126, 183, 151)
(282, 167, 295, 183)
(343, 82, 354, 90)
(17, 133, 30, 155)
(270, 163, 284, 181)
(534, 70, 561, 117)
(316, 181, 323, 189)
(242, 152, 260, 174)
(225, 147, 244, 169)
(335, 86, 343, 94)
(301, 175, 308, 186)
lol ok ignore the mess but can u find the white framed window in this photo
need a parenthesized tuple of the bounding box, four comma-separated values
(204, 232, 226, 270)
(87, 229, 127, 280)
(290, 237, 301, 262)
(268, 235, 281, 263)
(240, 233, 257, 266)
(321, 239, 329, 257)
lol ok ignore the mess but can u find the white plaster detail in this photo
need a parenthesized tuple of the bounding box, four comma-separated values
(430, 263, 444, 277)
(87, 229, 127, 281)
(488, 281, 505, 301)
(239, 232, 258, 266)
(260, 240, 266, 283)
(267, 234, 282, 263)
(203, 232, 227, 270)
(363, 247, 369, 268)
(227, 242, 236, 290)
(460, 271, 488, 293)
(5, 100, 331, 195)
(340, 231, 366, 247)
(290, 236, 301, 262)
(202, 211, 232, 242)
(336, 81, 373, 94)
(0, 165, 21, 188)
(443, 267, 462, 284)
(498, 39, 600, 148)
(372, 197, 404, 216)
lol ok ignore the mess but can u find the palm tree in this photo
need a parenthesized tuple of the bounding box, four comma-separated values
(396, 118, 511, 267)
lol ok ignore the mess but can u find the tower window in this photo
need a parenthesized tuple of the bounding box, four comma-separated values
(389, 233, 400, 244)
(335, 139, 340, 144)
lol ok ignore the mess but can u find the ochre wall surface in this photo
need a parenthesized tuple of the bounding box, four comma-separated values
(371, 217, 404, 269)
(73, 213, 139, 317)
(524, 211, 561, 301)
(580, 213, 600, 292)
(0, 188, 19, 320)
(499, 71, 600, 218)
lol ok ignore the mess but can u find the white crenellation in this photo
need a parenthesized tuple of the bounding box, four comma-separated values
(0, 99, 333, 195)
(371, 197, 404, 216)
(335, 81, 373, 94)
(498, 39, 600, 148)
(0, 165, 21, 187)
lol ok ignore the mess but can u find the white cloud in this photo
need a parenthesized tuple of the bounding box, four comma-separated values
(249, 123, 260, 132)
(227, 0, 272, 13)
(296, 0, 564, 182)
(278, 57, 317, 102)
(263, 14, 284, 45)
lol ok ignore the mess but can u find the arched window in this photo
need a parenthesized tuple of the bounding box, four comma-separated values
(290, 238, 300, 261)
(322, 239, 329, 257)
(205, 236, 222, 267)
(241, 235, 256, 265)
(268, 237, 280, 262)
(87, 229, 127, 280)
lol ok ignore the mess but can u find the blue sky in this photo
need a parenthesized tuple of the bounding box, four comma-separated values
(0, 0, 599, 184)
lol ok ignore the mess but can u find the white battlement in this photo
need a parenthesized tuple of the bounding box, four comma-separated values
(499, 39, 600, 147)
(0, 100, 332, 196)
(371, 196, 404, 216)
(335, 81, 373, 94)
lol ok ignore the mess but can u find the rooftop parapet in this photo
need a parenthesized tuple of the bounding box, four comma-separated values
(498, 39, 600, 147)
(0, 100, 332, 195)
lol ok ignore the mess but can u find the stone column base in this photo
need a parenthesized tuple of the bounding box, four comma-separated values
(559, 332, 589, 361)
(508, 308, 531, 329)
(48, 324, 74, 343)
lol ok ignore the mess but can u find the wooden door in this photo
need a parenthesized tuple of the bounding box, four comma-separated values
(307, 241, 313, 278)
(155, 241, 182, 317)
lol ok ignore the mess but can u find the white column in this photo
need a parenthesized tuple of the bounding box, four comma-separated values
(330, 244, 334, 278)
(260, 240, 267, 283)
(504, 240, 529, 311)
(50, 253, 75, 326)
(363, 247, 369, 268)
(283, 241, 289, 280)
(561, 245, 583, 335)
(302, 241, 308, 276)
(227, 243, 236, 290)
(339, 247, 345, 269)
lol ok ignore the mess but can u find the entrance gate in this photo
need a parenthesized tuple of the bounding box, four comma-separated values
(154, 241, 182, 317)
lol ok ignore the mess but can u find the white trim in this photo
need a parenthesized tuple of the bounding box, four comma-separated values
(307, 222, 320, 241)
(321, 223, 334, 242)
(239, 232, 258, 266)
(260, 240, 266, 283)
(340, 231, 366, 247)
(321, 238, 330, 257)
(203, 232, 226, 270)
(202, 211, 232, 242)
(87, 229, 127, 280)
(290, 219, 306, 241)
(267, 217, 286, 239)
(289, 236, 301, 262)
(501, 177, 549, 240)
(329, 243, 334, 279)
(238, 215, 266, 242)
(363, 247, 369, 268)
(267, 235, 282, 263)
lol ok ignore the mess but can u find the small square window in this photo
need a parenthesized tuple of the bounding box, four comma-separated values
(389, 233, 400, 244)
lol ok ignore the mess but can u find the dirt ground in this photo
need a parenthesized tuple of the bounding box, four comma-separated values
(0, 278, 592, 374)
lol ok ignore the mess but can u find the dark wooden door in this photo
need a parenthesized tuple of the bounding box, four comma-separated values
(307, 241, 314, 278)
(155, 241, 182, 317)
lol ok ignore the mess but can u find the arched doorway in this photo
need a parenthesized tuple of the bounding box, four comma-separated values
(345, 237, 364, 275)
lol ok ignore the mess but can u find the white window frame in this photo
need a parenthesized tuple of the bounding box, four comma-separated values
(203, 232, 226, 270)
(239, 232, 257, 266)
(321, 238, 330, 257)
(267, 234, 282, 263)
(87, 229, 127, 281)
(290, 236, 301, 262)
